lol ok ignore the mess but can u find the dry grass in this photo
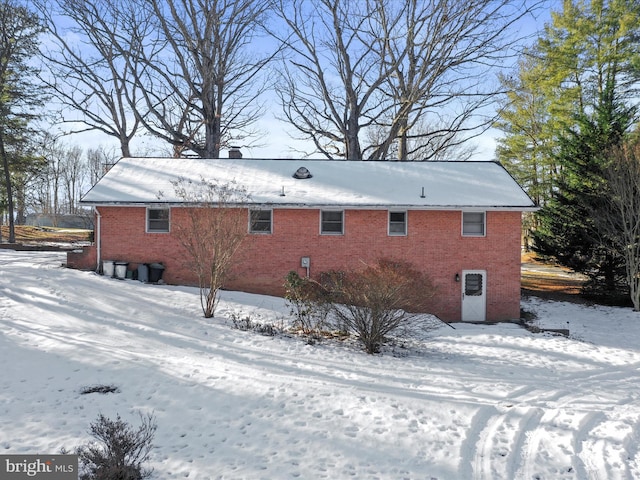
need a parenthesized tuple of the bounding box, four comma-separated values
(521, 251, 586, 300)
(0, 225, 92, 243)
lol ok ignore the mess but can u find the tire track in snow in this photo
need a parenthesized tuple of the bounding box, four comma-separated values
(516, 395, 626, 480)
(518, 407, 561, 480)
(468, 404, 543, 480)
(468, 377, 629, 480)
(575, 411, 606, 480)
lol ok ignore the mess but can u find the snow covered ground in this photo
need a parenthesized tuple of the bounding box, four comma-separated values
(1, 250, 639, 480)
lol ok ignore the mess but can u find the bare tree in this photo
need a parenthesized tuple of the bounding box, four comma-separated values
(170, 178, 250, 318)
(274, 0, 391, 160)
(274, 0, 540, 160)
(61, 145, 86, 214)
(128, 0, 277, 158)
(86, 146, 119, 186)
(29, 137, 92, 221)
(35, 0, 145, 157)
(598, 139, 640, 311)
(38, 0, 275, 159)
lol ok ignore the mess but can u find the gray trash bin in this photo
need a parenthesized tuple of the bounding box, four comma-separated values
(137, 264, 149, 283)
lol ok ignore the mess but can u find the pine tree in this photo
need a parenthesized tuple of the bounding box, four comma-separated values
(533, 87, 635, 300)
(0, 0, 44, 242)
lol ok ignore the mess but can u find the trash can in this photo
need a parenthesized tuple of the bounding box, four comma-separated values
(137, 264, 149, 283)
(148, 263, 165, 283)
(102, 260, 115, 277)
(114, 261, 128, 279)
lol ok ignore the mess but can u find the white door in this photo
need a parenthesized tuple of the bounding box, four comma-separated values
(462, 270, 486, 322)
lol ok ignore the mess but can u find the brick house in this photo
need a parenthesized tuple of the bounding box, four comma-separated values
(68, 158, 536, 322)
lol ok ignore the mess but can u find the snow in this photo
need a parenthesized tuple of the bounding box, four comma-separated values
(2, 250, 640, 479)
(82, 158, 536, 209)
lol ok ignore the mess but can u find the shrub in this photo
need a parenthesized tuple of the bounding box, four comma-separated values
(284, 271, 331, 334)
(229, 312, 280, 336)
(321, 259, 437, 354)
(78, 413, 156, 480)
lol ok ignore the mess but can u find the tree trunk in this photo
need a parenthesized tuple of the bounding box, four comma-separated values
(0, 135, 16, 243)
(346, 110, 361, 159)
(397, 116, 409, 161)
(120, 136, 131, 158)
(15, 183, 25, 225)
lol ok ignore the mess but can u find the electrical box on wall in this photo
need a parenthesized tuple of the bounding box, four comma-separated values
(301, 257, 310, 268)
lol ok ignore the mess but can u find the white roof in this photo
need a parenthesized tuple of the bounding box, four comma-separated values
(81, 158, 536, 210)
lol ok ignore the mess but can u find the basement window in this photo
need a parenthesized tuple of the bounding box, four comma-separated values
(147, 207, 170, 233)
(249, 209, 272, 234)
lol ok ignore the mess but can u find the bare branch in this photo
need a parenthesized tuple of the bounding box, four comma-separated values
(274, 0, 544, 160)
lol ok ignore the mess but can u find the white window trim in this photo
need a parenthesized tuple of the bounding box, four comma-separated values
(462, 211, 486, 237)
(249, 209, 273, 234)
(146, 207, 170, 233)
(388, 210, 407, 236)
(320, 210, 344, 235)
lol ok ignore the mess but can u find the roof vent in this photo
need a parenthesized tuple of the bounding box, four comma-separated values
(293, 166, 312, 179)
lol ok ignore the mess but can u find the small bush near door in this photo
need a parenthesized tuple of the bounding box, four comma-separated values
(321, 258, 437, 354)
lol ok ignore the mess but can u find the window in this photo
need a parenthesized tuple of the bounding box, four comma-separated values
(465, 273, 484, 296)
(462, 211, 485, 236)
(147, 208, 169, 233)
(250, 209, 272, 233)
(389, 211, 407, 236)
(321, 210, 344, 235)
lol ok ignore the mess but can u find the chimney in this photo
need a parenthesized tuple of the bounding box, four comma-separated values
(228, 146, 242, 159)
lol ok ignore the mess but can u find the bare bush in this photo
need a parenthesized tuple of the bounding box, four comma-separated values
(321, 259, 437, 354)
(170, 177, 249, 318)
(284, 271, 331, 335)
(229, 312, 279, 336)
(77, 413, 156, 480)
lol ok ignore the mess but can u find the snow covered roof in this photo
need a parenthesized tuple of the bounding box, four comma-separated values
(81, 157, 536, 210)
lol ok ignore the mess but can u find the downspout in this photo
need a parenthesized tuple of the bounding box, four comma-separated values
(95, 207, 101, 272)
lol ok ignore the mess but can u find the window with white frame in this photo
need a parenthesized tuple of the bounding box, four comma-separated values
(249, 209, 272, 233)
(321, 210, 344, 234)
(388, 211, 407, 236)
(462, 211, 485, 236)
(147, 207, 170, 233)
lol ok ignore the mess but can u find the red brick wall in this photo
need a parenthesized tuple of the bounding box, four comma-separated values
(90, 206, 523, 321)
(66, 244, 97, 270)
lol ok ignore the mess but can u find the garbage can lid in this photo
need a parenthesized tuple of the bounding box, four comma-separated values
(115, 261, 128, 265)
(150, 263, 165, 269)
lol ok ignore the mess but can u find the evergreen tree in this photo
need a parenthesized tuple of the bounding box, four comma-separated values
(495, 51, 559, 248)
(497, 0, 640, 201)
(533, 86, 635, 300)
(0, 0, 44, 242)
